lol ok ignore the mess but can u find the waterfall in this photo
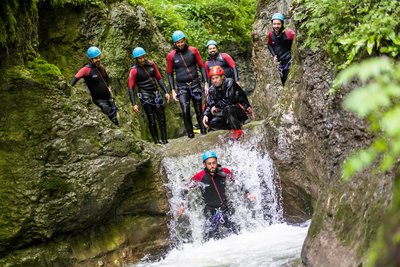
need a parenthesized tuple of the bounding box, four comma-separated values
(132, 134, 309, 266)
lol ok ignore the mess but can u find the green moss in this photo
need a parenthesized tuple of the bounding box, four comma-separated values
(27, 58, 63, 87)
(308, 209, 323, 238)
(41, 177, 70, 198)
(334, 203, 358, 245)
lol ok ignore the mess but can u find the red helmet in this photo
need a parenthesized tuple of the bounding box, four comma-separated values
(209, 66, 224, 77)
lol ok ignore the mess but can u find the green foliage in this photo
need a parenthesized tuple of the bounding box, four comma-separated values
(294, 0, 400, 69)
(128, 0, 256, 55)
(332, 57, 400, 180)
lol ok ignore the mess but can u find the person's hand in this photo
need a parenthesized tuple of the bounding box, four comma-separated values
(203, 116, 209, 128)
(236, 81, 241, 86)
(246, 192, 256, 202)
(273, 55, 278, 65)
(172, 90, 178, 102)
(133, 104, 140, 113)
(176, 204, 185, 218)
(204, 82, 210, 97)
(247, 107, 255, 120)
(165, 93, 171, 104)
(211, 106, 218, 116)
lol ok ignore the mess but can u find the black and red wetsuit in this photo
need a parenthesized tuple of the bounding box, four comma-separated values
(205, 52, 239, 84)
(166, 44, 208, 137)
(267, 28, 295, 86)
(187, 165, 242, 240)
(70, 63, 118, 126)
(128, 60, 169, 144)
(204, 78, 251, 130)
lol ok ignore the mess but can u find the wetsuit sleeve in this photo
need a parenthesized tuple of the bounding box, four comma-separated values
(204, 61, 211, 83)
(234, 83, 251, 110)
(166, 52, 176, 90)
(190, 46, 208, 84)
(128, 68, 137, 105)
(158, 78, 169, 94)
(267, 32, 276, 57)
(70, 66, 91, 86)
(153, 63, 169, 94)
(285, 28, 296, 40)
(200, 66, 208, 85)
(221, 53, 240, 82)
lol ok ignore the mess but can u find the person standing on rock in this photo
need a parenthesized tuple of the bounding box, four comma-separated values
(128, 47, 171, 145)
(202, 66, 255, 141)
(267, 13, 295, 86)
(176, 151, 256, 240)
(204, 40, 240, 85)
(166, 30, 209, 138)
(70, 46, 119, 126)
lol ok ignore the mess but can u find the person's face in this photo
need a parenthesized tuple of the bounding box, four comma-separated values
(204, 157, 218, 174)
(211, 75, 224, 88)
(91, 56, 101, 67)
(208, 45, 218, 57)
(272, 20, 283, 34)
(175, 38, 186, 50)
(136, 55, 146, 66)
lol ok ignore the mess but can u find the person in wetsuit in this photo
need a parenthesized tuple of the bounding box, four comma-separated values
(166, 30, 209, 138)
(202, 66, 255, 140)
(128, 47, 171, 145)
(267, 13, 296, 86)
(176, 151, 256, 240)
(70, 46, 119, 126)
(204, 40, 240, 85)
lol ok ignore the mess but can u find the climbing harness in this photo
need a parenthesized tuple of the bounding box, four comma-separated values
(207, 207, 225, 232)
(138, 91, 165, 108)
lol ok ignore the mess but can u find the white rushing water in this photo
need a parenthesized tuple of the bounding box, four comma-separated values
(132, 134, 309, 267)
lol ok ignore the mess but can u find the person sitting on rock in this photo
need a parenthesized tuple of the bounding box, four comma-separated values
(202, 66, 255, 140)
(266, 13, 295, 86)
(70, 46, 119, 126)
(128, 47, 171, 145)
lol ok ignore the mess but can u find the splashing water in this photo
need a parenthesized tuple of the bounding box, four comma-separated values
(132, 134, 309, 266)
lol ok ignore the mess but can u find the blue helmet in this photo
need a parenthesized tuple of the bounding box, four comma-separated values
(206, 40, 218, 48)
(132, 47, 146, 58)
(87, 46, 101, 59)
(202, 150, 217, 162)
(172, 30, 186, 43)
(271, 13, 284, 22)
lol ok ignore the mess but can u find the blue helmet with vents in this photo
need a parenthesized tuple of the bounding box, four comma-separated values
(206, 40, 218, 48)
(172, 30, 186, 43)
(87, 46, 101, 59)
(202, 151, 217, 162)
(132, 47, 146, 58)
(271, 13, 284, 22)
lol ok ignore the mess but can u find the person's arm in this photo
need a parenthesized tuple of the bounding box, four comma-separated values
(234, 83, 255, 120)
(153, 62, 168, 94)
(166, 52, 178, 101)
(222, 53, 240, 83)
(70, 66, 90, 86)
(128, 68, 140, 113)
(176, 171, 205, 218)
(220, 167, 256, 201)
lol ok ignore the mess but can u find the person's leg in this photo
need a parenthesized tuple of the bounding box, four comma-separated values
(208, 115, 230, 130)
(178, 89, 194, 138)
(203, 206, 220, 241)
(280, 60, 291, 86)
(143, 103, 160, 144)
(155, 106, 168, 144)
(93, 99, 119, 126)
(222, 105, 247, 130)
(190, 84, 207, 134)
